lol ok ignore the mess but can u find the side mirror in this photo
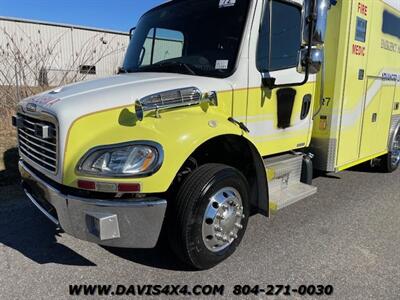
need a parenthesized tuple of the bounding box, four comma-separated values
(297, 48, 324, 74)
(303, 0, 331, 46)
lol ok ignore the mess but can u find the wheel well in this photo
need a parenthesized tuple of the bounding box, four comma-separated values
(389, 120, 400, 150)
(170, 135, 269, 216)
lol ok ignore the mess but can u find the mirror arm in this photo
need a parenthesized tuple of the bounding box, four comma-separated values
(263, 68, 310, 90)
(263, 49, 312, 90)
(261, 77, 276, 90)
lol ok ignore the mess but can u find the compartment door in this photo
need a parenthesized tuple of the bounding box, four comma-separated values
(336, 0, 371, 167)
(359, 77, 395, 158)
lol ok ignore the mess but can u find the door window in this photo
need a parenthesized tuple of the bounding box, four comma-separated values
(257, 0, 302, 72)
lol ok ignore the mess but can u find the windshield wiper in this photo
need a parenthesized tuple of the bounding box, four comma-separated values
(138, 61, 197, 75)
(173, 62, 196, 75)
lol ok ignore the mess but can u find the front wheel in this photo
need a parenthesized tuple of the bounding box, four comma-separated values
(168, 163, 250, 270)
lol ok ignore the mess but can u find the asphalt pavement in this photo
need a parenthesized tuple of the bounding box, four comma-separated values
(0, 167, 399, 299)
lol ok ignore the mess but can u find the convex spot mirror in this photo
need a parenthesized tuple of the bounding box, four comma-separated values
(297, 48, 324, 74)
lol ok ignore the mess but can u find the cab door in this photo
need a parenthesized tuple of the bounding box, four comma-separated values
(245, 0, 316, 156)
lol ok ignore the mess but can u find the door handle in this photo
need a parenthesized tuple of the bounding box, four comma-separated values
(372, 113, 377, 123)
(300, 94, 312, 120)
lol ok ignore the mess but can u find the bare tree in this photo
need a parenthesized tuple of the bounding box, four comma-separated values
(0, 25, 127, 135)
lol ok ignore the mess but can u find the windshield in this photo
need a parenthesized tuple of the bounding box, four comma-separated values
(122, 0, 250, 78)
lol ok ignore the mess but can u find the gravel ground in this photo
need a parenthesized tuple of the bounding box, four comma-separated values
(0, 167, 399, 299)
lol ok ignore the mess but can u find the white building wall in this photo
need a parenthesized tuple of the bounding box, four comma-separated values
(0, 17, 129, 87)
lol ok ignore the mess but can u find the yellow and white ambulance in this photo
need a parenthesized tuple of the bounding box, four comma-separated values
(13, 0, 400, 269)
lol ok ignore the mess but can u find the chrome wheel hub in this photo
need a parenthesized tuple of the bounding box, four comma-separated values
(391, 128, 400, 167)
(202, 187, 244, 252)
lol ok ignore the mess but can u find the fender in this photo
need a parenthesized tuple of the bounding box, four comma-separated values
(63, 105, 245, 193)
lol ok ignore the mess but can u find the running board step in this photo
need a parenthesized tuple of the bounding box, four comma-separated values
(264, 153, 317, 212)
(269, 182, 317, 211)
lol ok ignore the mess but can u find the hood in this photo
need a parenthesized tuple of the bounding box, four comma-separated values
(19, 72, 233, 122)
(17, 72, 234, 183)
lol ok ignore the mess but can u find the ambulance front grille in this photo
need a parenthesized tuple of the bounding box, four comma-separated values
(17, 114, 58, 173)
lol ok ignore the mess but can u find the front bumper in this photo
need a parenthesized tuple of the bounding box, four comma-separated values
(19, 160, 167, 248)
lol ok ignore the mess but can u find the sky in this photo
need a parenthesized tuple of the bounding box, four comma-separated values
(0, 0, 165, 32)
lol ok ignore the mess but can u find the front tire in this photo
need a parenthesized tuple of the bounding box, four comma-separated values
(168, 163, 250, 270)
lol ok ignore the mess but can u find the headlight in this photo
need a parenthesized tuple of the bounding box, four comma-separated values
(77, 142, 163, 177)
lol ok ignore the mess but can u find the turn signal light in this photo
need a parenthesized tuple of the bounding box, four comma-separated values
(77, 180, 141, 193)
(77, 180, 96, 190)
(118, 183, 141, 192)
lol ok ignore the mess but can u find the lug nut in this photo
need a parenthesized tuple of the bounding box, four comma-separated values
(216, 213, 225, 220)
(214, 226, 223, 232)
(230, 233, 238, 239)
(235, 223, 243, 229)
(215, 233, 223, 240)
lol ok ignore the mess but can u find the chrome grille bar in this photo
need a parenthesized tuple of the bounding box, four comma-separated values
(18, 129, 57, 147)
(19, 140, 57, 162)
(18, 134, 56, 154)
(20, 146, 56, 171)
(23, 126, 35, 133)
(23, 119, 36, 126)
